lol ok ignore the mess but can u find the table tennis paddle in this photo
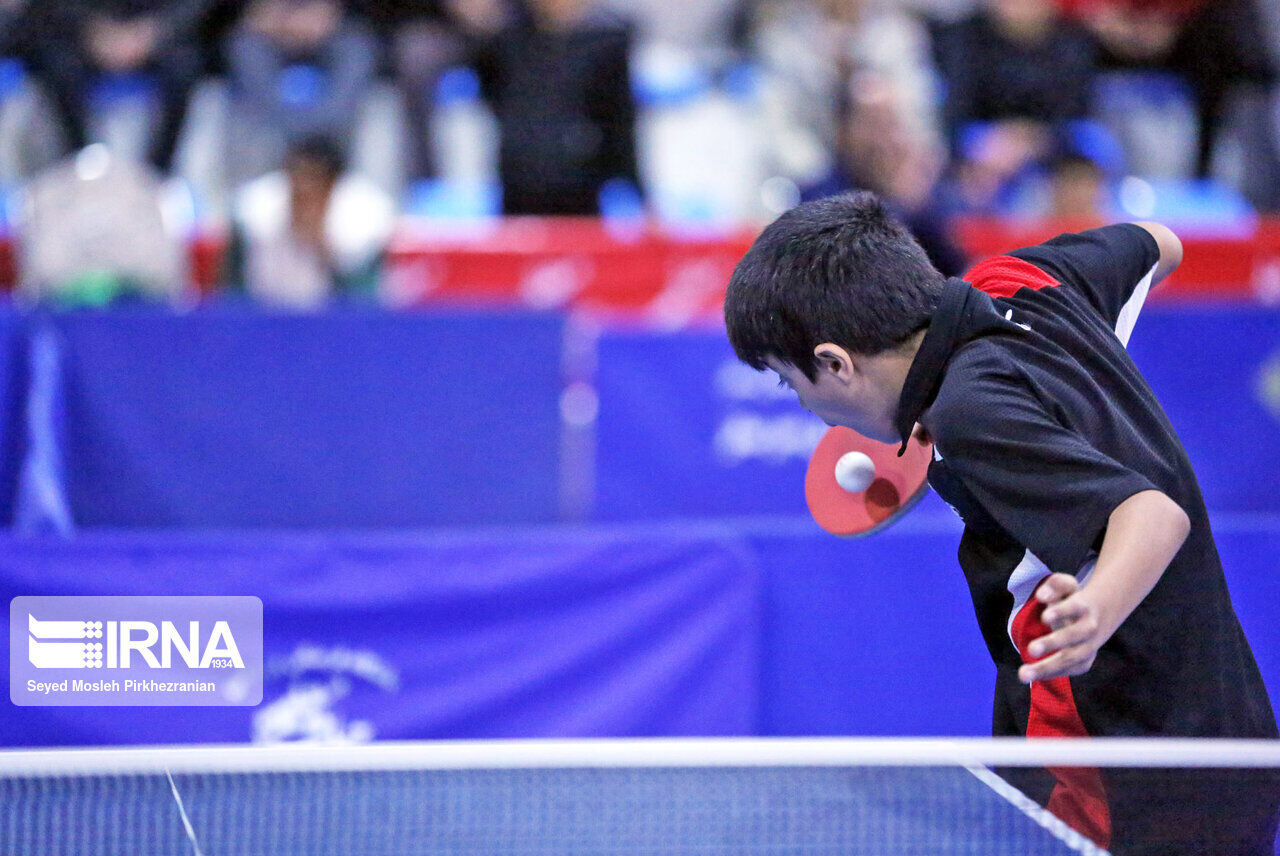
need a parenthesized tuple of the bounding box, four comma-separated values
(805, 427, 933, 537)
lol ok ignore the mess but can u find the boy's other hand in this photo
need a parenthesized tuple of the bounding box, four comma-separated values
(1018, 491, 1189, 684)
(1018, 573, 1117, 684)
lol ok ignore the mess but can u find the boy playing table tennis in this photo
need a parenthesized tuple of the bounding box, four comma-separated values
(724, 192, 1279, 854)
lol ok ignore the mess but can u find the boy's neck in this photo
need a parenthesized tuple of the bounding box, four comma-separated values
(888, 327, 929, 437)
(893, 328, 928, 386)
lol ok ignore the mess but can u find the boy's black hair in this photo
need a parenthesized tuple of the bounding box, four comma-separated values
(725, 192, 946, 380)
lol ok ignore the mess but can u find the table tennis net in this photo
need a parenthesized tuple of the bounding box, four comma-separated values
(1, 738, 1277, 856)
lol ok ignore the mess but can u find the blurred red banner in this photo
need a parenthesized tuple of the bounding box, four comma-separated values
(8, 216, 1280, 313)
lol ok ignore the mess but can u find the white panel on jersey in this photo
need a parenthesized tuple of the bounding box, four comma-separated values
(1113, 263, 1158, 347)
(1005, 551, 1098, 654)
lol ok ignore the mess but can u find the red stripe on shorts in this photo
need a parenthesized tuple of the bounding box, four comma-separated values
(1010, 590, 1112, 849)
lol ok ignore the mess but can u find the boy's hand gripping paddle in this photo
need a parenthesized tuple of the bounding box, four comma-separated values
(805, 427, 933, 537)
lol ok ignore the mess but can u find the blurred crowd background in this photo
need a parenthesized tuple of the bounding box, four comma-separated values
(1, 0, 1279, 751)
(0, 0, 1277, 307)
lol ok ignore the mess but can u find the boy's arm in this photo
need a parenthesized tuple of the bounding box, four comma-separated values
(1016, 222, 1183, 683)
(1017, 489, 1191, 683)
(1131, 221, 1183, 288)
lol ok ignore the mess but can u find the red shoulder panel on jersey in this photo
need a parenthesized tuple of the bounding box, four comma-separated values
(964, 255, 1061, 299)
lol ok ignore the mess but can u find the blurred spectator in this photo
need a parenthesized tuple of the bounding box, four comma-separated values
(604, 0, 753, 72)
(224, 136, 395, 309)
(755, 0, 940, 182)
(0, 0, 63, 187)
(18, 144, 188, 304)
(0, 0, 26, 56)
(24, 0, 212, 171)
(936, 0, 1097, 135)
(801, 73, 965, 276)
(373, 0, 518, 180)
(225, 0, 380, 176)
(1057, 0, 1195, 62)
(477, 0, 637, 215)
(1059, 0, 1276, 178)
(903, 0, 980, 20)
(1046, 150, 1108, 223)
(934, 0, 1099, 210)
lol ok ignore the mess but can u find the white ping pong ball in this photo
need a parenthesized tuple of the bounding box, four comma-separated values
(834, 451, 876, 493)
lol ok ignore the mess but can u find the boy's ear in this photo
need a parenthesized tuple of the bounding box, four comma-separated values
(813, 343, 856, 379)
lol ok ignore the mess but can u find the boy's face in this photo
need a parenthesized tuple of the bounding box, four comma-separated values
(766, 341, 915, 443)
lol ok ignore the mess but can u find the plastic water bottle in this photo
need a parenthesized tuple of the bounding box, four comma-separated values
(88, 72, 160, 163)
(635, 49, 766, 236)
(431, 66, 498, 186)
(278, 64, 327, 108)
(598, 177, 646, 241)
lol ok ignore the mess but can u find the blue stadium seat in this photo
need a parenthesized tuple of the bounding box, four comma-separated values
(88, 72, 159, 110)
(0, 58, 24, 102)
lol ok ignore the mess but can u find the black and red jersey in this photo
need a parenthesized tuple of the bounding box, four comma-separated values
(894, 224, 1279, 853)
